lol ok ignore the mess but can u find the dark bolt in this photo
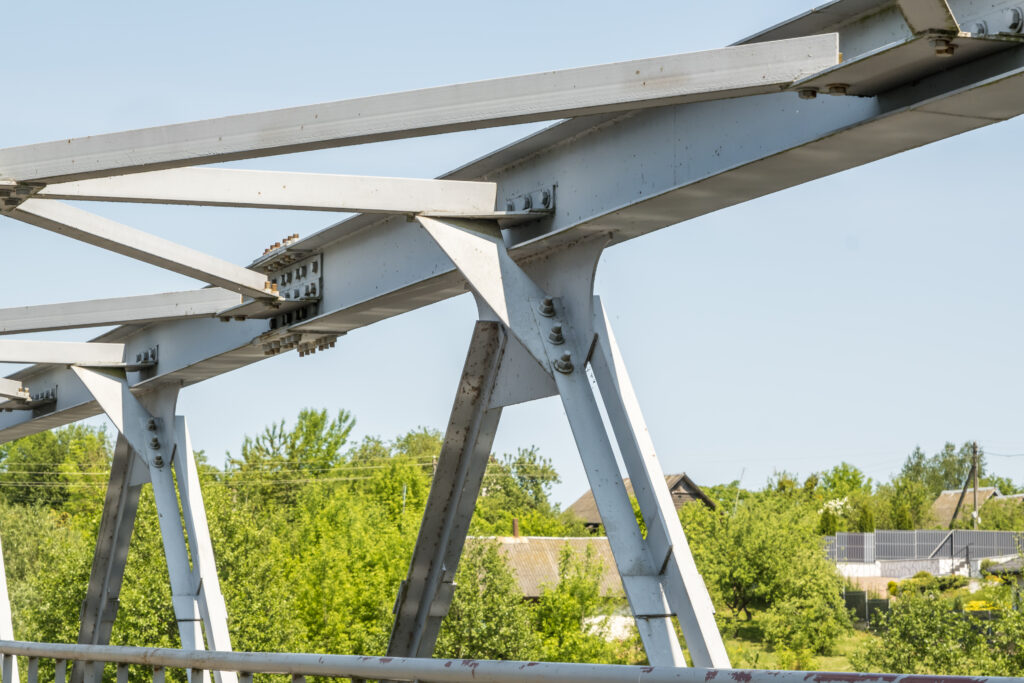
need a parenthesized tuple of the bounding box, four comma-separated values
(554, 352, 574, 374)
(538, 296, 556, 317)
(147, 418, 157, 432)
(548, 325, 565, 345)
(153, 455, 164, 468)
(149, 437, 160, 450)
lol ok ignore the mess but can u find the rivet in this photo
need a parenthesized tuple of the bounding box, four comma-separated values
(798, 88, 818, 100)
(149, 437, 160, 450)
(548, 325, 565, 345)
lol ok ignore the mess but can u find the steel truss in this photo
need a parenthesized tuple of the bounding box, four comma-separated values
(1, 0, 1023, 678)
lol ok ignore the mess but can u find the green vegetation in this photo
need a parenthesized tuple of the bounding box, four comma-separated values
(1, 420, 1022, 678)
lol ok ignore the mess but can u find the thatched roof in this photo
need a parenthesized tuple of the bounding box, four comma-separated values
(471, 536, 623, 599)
(567, 473, 715, 527)
(930, 486, 1000, 528)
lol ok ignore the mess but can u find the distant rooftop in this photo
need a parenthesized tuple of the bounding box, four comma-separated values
(567, 473, 715, 527)
(930, 486, 1000, 528)
(469, 536, 622, 599)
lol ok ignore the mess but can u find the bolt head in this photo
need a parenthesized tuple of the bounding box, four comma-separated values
(798, 89, 818, 100)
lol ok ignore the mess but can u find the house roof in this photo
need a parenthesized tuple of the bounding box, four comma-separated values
(471, 536, 623, 599)
(986, 556, 1023, 575)
(567, 473, 715, 526)
(930, 486, 1000, 528)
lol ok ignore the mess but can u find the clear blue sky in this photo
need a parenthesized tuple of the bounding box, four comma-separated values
(3, 0, 1024, 506)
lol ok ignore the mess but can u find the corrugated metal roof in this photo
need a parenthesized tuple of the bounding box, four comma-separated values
(468, 536, 623, 599)
(567, 473, 714, 526)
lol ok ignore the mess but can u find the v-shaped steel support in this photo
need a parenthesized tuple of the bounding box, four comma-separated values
(70, 367, 235, 683)
(400, 216, 729, 668)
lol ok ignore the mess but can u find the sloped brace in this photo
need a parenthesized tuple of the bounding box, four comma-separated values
(9, 200, 274, 300)
(71, 435, 147, 683)
(416, 216, 688, 667)
(589, 297, 729, 668)
(0, 533, 17, 683)
(70, 368, 235, 683)
(173, 417, 234, 665)
(387, 320, 507, 658)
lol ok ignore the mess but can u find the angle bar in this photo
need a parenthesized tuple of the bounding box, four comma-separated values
(0, 340, 125, 366)
(897, 0, 959, 33)
(9, 200, 274, 300)
(37, 169, 499, 216)
(0, 289, 243, 335)
(0, 35, 839, 183)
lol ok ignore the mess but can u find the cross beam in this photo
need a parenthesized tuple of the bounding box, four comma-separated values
(9, 200, 275, 300)
(36, 169, 500, 215)
(0, 340, 125, 367)
(0, 36, 839, 183)
(0, 289, 242, 335)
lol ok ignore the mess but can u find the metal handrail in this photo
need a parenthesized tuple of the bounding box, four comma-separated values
(0, 641, 1019, 683)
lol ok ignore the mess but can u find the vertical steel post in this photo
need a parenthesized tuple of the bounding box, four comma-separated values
(70, 368, 235, 683)
(0, 534, 17, 683)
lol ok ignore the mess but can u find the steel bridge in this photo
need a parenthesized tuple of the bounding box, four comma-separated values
(0, 0, 1022, 681)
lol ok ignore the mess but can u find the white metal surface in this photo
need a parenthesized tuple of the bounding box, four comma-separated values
(0, 340, 124, 366)
(70, 370, 233, 683)
(389, 321, 506, 658)
(0, 36, 838, 183)
(3, 640, 1017, 683)
(38, 168, 499, 216)
(10, 200, 273, 300)
(0, 289, 242, 335)
(0, 379, 28, 402)
(0, 539, 17, 683)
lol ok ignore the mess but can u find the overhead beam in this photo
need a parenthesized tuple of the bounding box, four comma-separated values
(0, 340, 124, 366)
(37, 168, 499, 215)
(0, 289, 242, 335)
(0, 35, 839, 183)
(8, 200, 274, 300)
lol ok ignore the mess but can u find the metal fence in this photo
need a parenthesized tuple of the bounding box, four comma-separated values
(824, 530, 1024, 563)
(0, 641, 1018, 683)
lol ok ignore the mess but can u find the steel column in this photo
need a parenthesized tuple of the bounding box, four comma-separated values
(387, 320, 507, 658)
(70, 368, 233, 683)
(0, 535, 17, 683)
(416, 217, 692, 666)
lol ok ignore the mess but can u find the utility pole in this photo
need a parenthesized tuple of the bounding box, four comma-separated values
(972, 441, 980, 530)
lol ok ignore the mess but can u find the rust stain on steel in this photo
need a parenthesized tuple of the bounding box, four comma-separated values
(730, 673, 753, 683)
(705, 672, 719, 681)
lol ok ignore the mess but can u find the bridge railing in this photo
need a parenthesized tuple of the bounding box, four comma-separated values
(0, 641, 1019, 683)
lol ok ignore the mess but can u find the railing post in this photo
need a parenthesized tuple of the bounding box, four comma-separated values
(238, 673, 252, 683)
(116, 664, 129, 683)
(152, 666, 165, 683)
(28, 657, 38, 683)
(55, 660, 66, 683)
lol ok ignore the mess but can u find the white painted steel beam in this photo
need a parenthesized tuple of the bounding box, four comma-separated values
(38, 168, 499, 215)
(0, 340, 124, 366)
(388, 321, 506, 659)
(0, 289, 242, 335)
(1, 9, 1024, 446)
(0, 378, 28, 401)
(0, 36, 839, 183)
(9, 200, 274, 299)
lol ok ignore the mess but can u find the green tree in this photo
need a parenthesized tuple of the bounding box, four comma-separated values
(680, 489, 851, 655)
(851, 590, 1024, 675)
(0, 424, 110, 511)
(436, 541, 539, 660)
(533, 544, 633, 664)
